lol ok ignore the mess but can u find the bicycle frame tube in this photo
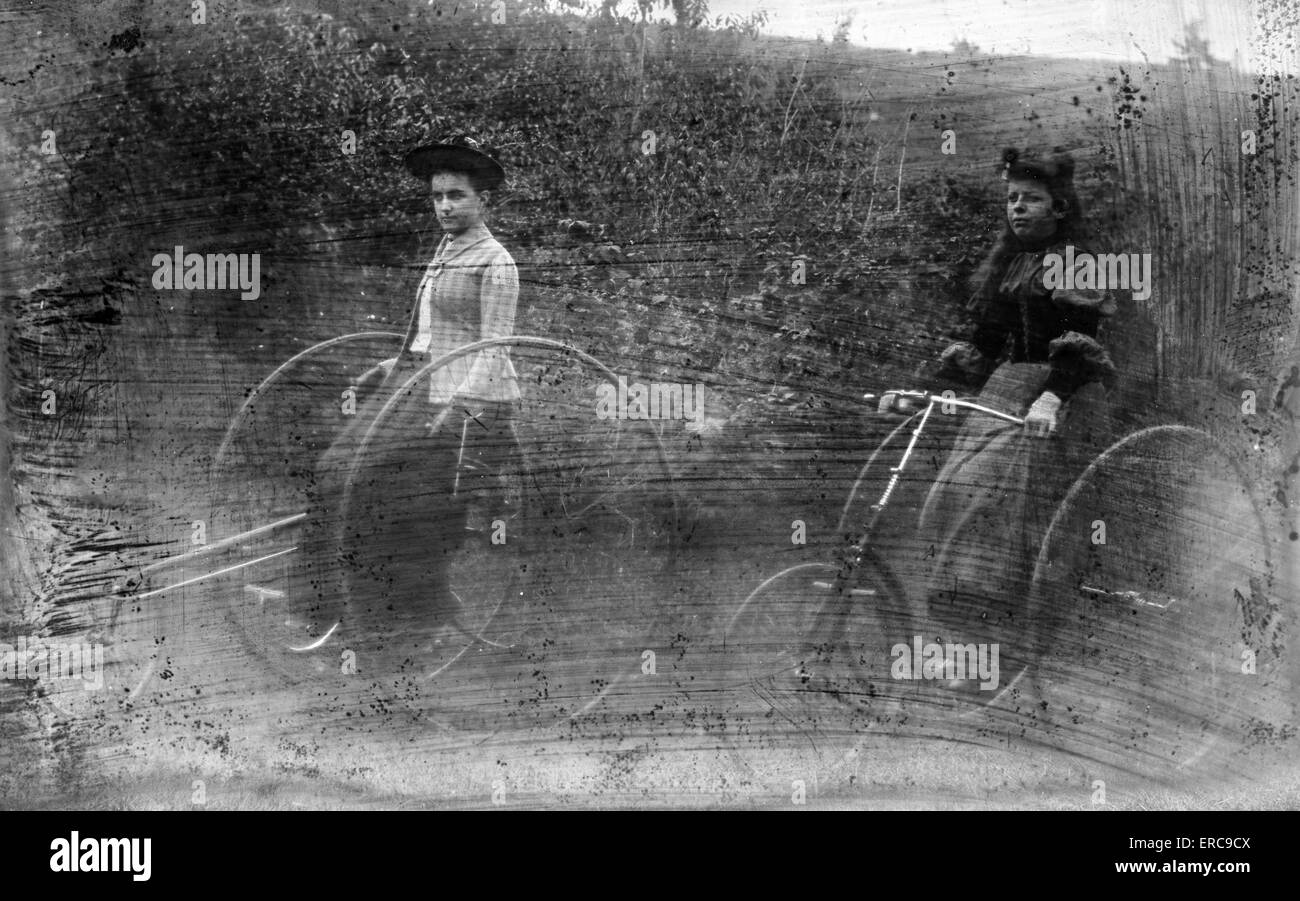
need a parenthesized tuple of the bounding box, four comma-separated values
(868, 394, 1023, 513)
(873, 400, 936, 513)
(453, 415, 470, 496)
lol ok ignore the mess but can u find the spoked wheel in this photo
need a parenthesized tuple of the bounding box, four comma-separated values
(335, 337, 681, 724)
(720, 554, 908, 799)
(1025, 425, 1280, 773)
(210, 331, 404, 682)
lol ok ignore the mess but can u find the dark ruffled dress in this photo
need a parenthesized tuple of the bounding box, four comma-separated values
(916, 238, 1118, 645)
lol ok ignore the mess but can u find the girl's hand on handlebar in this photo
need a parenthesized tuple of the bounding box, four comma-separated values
(876, 392, 913, 415)
(1024, 391, 1062, 438)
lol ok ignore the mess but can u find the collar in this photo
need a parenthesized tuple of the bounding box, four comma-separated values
(434, 223, 493, 264)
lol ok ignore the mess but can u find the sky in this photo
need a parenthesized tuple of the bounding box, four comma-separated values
(691, 0, 1260, 67)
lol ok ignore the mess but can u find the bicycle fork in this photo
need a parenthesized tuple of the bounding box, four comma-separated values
(830, 399, 938, 599)
(451, 414, 470, 497)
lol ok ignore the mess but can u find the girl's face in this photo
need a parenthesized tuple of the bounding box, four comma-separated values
(429, 172, 489, 235)
(1005, 177, 1064, 243)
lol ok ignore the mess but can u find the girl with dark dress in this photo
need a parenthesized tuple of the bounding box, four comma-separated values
(909, 148, 1119, 650)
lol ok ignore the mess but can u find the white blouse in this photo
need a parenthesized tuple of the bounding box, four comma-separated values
(407, 224, 520, 404)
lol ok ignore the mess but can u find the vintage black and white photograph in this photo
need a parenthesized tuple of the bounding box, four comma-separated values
(1, 0, 1297, 814)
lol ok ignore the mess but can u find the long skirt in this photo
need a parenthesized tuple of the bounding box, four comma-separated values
(916, 363, 1111, 644)
(305, 355, 524, 631)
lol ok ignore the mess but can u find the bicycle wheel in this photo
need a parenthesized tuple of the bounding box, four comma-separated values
(720, 554, 908, 798)
(328, 398, 534, 706)
(210, 332, 404, 683)
(336, 337, 681, 722)
(1026, 425, 1281, 773)
(725, 562, 839, 689)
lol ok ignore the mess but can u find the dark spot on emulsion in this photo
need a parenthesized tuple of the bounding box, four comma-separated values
(1290, 532, 1298, 541)
(107, 27, 142, 54)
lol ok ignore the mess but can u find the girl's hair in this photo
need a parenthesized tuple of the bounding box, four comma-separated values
(428, 166, 495, 195)
(968, 147, 1084, 308)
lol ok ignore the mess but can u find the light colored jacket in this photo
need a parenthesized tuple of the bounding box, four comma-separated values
(400, 223, 520, 404)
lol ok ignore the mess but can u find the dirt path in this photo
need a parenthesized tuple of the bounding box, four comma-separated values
(7, 481, 1297, 810)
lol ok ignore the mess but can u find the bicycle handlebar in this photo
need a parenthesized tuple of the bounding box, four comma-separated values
(863, 390, 1025, 426)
